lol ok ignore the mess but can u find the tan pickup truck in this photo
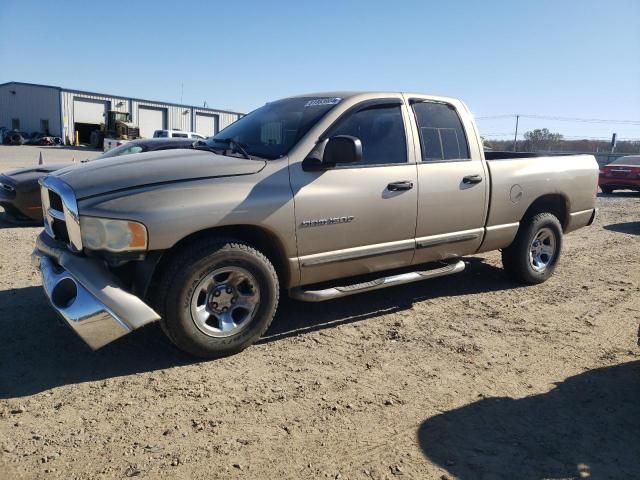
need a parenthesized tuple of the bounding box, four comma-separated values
(32, 92, 599, 357)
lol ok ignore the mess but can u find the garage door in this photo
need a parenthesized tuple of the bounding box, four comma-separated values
(195, 113, 218, 137)
(73, 98, 108, 124)
(138, 106, 167, 138)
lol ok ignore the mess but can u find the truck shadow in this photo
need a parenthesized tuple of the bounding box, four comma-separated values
(417, 361, 640, 479)
(0, 258, 518, 398)
(603, 221, 640, 236)
(262, 257, 518, 342)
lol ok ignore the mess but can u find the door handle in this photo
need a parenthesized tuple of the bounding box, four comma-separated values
(462, 175, 483, 185)
(387, 181, 414, 191)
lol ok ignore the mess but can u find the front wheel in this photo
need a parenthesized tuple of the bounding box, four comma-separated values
(600, 186, 614, 194)
(502, 212, 563, 284)
(156, 239, 279, 358)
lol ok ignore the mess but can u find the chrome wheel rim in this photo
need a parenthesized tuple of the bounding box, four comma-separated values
(529, 227, 556, 272)
(190, 267, 260, 338)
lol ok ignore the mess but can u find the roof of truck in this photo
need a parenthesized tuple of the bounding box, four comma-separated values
(285, 91, 461, 104)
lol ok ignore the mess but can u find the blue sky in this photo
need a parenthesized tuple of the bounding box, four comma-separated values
(1, 0, 638, 140)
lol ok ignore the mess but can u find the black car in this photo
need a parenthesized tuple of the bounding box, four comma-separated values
(0, 138, 196, 224)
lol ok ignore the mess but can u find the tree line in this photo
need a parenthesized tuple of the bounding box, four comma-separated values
(484, 128, 640, 154)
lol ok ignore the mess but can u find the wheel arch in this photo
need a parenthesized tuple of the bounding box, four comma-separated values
(520, 194, 569, 231)
(142, 224, 293, 303)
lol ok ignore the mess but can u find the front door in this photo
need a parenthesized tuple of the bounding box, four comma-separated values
(290, 100, 418, 286)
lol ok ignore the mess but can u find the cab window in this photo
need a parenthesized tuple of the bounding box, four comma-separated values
(412, 102, 470, 161)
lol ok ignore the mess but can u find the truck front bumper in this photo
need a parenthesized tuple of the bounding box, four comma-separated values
(32, 232, 160, 350)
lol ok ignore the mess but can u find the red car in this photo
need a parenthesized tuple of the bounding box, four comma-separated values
(599, 155, 640, 194)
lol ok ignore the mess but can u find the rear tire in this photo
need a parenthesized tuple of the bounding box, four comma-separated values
(502, 212, 563, 284)
(155, 238, 279, 358)
(600, 186, 614, 194)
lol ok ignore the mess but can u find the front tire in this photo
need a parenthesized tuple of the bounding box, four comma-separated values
(156, 238, 279, 358)
(502, 212, 563, 284)
(600, 186, 614, 194)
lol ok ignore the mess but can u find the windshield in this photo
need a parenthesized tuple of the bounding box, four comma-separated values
(611, 156, 640, 166)
(206, 96, 342, 159)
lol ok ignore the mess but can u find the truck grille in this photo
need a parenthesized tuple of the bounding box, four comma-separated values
(40, 177, 83, 251)
(48, 190, 64, 211)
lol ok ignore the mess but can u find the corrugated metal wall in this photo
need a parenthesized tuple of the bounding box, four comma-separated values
(1, 82, 243, 142)
(219, 111, 241, 130)
(0, 83, 61, 135)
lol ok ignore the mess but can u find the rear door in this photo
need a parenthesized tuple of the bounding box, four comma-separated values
(290, 98, 419, 286)
(407, 97, 488, 264)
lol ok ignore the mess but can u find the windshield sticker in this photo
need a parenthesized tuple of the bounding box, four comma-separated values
(304, 97, 342, 107)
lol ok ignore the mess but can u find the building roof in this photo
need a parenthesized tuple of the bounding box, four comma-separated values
(0, 81, 243, 116)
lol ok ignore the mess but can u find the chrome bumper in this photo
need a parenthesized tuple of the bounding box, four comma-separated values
(32, 232, 160, 350)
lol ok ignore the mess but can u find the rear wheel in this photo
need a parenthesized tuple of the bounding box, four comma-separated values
(502, 212, 563, 284)
(155, 238, 279, 358)
(600, 186, 614, 194)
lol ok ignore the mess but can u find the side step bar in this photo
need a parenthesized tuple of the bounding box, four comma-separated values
(290, 259, 465, 302)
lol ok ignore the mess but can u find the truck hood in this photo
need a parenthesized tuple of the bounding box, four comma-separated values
(52, 149, 267, 199)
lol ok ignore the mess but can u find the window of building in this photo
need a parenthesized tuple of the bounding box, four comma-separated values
(11, 118, 20, 130)
(328, 104, 407, 166)
(40, 119, 49, 134)
(412, 102, 470, 161)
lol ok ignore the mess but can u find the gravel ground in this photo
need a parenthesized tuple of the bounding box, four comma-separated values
(0, 145, 101, 170)
(0, 150, 638, 479)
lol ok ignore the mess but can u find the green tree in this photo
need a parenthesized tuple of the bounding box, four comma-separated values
(523, 128, 564, 151)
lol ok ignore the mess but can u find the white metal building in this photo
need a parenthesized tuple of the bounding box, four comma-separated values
(0, 81, 243, 144)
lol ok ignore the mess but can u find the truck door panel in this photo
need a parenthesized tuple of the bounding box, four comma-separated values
(290, 101, 418, 286)
(408, 99, 488, 264)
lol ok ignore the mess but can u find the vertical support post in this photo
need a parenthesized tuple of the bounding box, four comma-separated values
(513, 115, 519, 152)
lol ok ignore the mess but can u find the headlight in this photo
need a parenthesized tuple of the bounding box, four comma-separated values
(80, 217, 147, 252)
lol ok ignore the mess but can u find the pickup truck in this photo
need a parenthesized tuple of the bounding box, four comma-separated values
(32, 92, 599, 358)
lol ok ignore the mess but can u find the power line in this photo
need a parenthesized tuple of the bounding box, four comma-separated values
(476, 114, 640, 125)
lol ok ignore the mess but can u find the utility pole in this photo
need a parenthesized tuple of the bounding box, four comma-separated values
(513, 114, 520, 152)
(610, 133, 617, 153)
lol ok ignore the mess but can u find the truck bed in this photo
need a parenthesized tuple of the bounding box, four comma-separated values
(484, 150, 575, 160)
(484, 153, 599, 229)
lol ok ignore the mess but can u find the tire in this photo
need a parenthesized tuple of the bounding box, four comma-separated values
(600, 186, 614, 194)
(9, 133, 24, 145)
(155, 238, 279, 358)
(501, 212, 563, 284)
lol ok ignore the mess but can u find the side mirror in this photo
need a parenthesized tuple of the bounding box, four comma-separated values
(323, 135, 362, 165)
(302, 135, 362, 171)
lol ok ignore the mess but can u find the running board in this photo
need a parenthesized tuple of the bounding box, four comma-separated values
(290, 259, 465, 302)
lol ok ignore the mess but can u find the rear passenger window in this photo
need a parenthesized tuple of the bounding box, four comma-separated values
(412, 102, 470, 161)
(329, 104, 407, 166)
(172, 133, 188, 138)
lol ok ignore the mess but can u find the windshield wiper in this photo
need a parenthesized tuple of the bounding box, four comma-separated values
(210, 138, 253, 160)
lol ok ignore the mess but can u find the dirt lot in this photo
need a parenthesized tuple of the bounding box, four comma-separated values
(0, 149, 638, 479)
(0, 145, 101, 170)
